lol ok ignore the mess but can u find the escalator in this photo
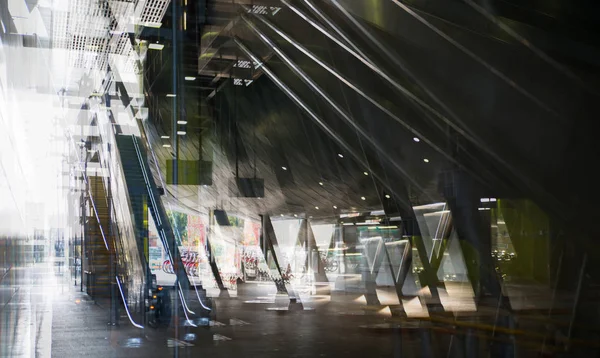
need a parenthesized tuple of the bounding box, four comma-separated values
(113, 133, 212, 322)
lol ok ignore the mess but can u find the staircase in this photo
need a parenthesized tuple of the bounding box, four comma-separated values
(86, 176, 115, 298)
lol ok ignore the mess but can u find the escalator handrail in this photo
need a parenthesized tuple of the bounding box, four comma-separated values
(130, 135, 191, 287)
(130, 136, 202, 321)
(134, 120, 212, 312)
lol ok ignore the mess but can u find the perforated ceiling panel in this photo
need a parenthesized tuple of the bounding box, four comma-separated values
(135, 0, 171, 26)
(108, 0, 136, 32)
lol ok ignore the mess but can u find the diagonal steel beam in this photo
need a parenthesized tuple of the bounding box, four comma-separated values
(233, 36, 417, 213)
(240, 13, 431, 200)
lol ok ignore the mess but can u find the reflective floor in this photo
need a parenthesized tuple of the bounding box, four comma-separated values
(2, 257, 599, 357)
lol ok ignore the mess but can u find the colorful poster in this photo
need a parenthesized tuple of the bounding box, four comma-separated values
(187, 215, 206, 247)
(149, 211, 210, 286)
(242, 220, 260, 246)
(150, 244, 208, 286)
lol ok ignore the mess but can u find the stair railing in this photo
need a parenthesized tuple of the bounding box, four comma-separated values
(90, 100, 147, 328)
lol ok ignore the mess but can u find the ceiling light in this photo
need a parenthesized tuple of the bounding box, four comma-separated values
(281, 166, 287, 170)
(319, 182, 323, 186)
(161, 135, 169, 139)
(361, 196, 366, 200)
(338, 153, 344, 158)
(280, 214, 284, 217)
(294, 214, 298, 217)
(356, 221, 379, 226)
(177, 120, 187, 125)
(333, 205, 337, 209)
(413, 137, 420, 142)
(166, 94, 176, 97)
(315, 206, 319, 210)
(185, 76, 196, 81)
(423, 158, 429, 163)
(385, 194, 391, 199)
(177, 131, 186, 135)
(363, 172, 369, 176)
(149, 43, 164, 50)
(490, 198, 497, 202)
(145, 22, 162, 29)
(162, 144, 171, 148)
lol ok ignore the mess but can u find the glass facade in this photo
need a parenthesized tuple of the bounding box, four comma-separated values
(1, 0, 600, 356)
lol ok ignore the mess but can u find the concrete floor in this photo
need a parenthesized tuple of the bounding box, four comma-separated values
(1, 262, 598, 357)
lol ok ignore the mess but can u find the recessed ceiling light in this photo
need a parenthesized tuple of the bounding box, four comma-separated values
(294, 214, 298, 217)
(315, 206, 319, 210)
(149, 43, 164, 50)
(280, 214, 284, 217)
(361, 196, 366, 200)
(161, 135, 170, 139)
(177, 120, 187, 125)
(281, 166, 287, 170)
(385, 194, 391, 199)
(162, 144, 171, 148)
(333, 205, 337, 209)
(423, 158, 429, 163)
(177, 131, 186, 135)
(145, 22, 162, 29)
(338, 153, 344, 158)
(363, 172, 369, 176)
(319, 182, 323, 186)
(413, 137, 420, 142)
(185, 76, 196, 81)
(166, 94, 176, 97)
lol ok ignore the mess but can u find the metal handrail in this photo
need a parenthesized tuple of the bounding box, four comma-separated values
(90, 101, 147, 328)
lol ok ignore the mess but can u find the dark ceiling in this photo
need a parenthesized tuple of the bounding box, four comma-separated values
(139, 0, 600, 233)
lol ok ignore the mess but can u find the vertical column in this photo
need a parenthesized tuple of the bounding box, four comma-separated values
(445, 171, 502, 300)
(260, 214, 304, 306)
(301, 219, 328, 284)
(343, 225, 380, 305)
(395, 190, 444, 310)
(170, 3, 182, 343)
(206, 210, 227, 293)
(171, 0, 180, 186)
(107, 159, 119, 326)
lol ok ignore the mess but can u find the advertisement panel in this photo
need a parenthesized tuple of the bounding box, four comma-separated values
(148, 210, 210, 286)
(150, 244, 209, 286)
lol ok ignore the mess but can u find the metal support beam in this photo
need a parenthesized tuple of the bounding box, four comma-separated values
(172, 0, 180, 186)
(207, 210, 228, 293)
